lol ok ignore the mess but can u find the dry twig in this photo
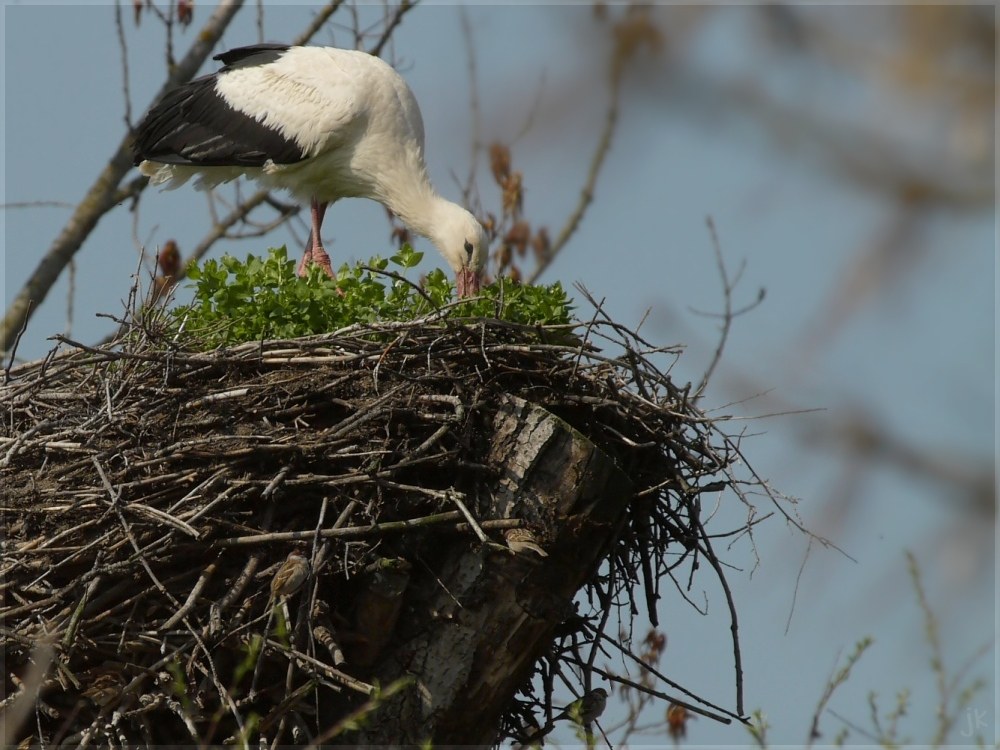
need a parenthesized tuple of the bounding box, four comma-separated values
(2, 301, 766, 745)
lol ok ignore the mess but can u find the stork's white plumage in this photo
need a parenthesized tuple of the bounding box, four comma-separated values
(132, 44, 485, 297)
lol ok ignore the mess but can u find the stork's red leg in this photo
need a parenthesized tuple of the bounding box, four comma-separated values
(296, 235, 313, 276)
(297, 199, 333, 278)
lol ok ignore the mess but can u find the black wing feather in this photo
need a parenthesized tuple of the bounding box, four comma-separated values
(213, 43, 291, 68)
(132, 47, 305, 168)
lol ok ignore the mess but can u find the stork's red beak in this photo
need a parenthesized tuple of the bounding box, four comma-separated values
(456, 267, 481, 298)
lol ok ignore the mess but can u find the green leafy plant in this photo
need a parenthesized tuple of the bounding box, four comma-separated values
(171, 246, 573, 347)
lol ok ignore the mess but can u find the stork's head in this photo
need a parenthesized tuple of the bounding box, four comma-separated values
(432, 205, 487, 298)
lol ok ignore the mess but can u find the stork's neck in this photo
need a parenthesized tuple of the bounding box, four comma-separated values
(374, 144, 450, 242)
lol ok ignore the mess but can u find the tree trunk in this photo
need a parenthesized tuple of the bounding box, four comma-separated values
(355, 395, 633, 744)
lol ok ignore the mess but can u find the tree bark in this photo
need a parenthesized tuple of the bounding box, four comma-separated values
(355, 395, 633, 744)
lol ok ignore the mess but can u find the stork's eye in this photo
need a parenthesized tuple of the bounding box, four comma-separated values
(463, 240, 474, 259)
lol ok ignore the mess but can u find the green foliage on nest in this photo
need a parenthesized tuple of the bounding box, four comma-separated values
(171, 246, 572, 346)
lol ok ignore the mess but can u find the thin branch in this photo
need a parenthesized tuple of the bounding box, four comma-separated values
(291, 0, 345, 47)
(3, 301, 32, 380)
(1, 0, 245, 354)
(693, 217, 733, 399)
(526, 39, 622, 286)
(692, 217, 766, 400)
(368, 1, 416, 58)
(459, 6, 482, 202)
(114, 0, 134, 129)
(182, 190, 291, 274)
(1, 201, 76, 210)
(162, 560, 217, 629)
(446, 489, 488, 544)
(695, 523, 745, 717)
(215, 513, 520, 547)
(64, 260, 75, 343)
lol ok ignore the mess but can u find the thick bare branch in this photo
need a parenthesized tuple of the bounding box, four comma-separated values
(1, 0, 245, 354)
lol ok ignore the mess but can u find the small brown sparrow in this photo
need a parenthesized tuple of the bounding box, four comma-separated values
(505, 528, 548, 557)
(82, 671, 124, 707)
(270, 551, 310, 599)
(554, 687, 608, 725)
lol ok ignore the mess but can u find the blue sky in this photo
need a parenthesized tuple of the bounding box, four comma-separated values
(3, 4, 995, 746)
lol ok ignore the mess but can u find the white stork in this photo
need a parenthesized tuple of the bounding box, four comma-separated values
(132, 44, 485, 297)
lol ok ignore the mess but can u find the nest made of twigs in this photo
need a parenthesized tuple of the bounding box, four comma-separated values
(2, 307, 753, 747)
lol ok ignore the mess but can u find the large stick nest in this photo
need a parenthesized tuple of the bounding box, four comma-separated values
(2, 305, 757, 746)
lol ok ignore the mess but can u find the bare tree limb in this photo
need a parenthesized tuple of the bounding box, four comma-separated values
(458, 6, 482, 202)
(183, 190, 295, 272)
(368, 1, 417, 57)
(292, 1, 345, 47)
(114, 0, 134, 129)
(1, 0, 245, 354)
